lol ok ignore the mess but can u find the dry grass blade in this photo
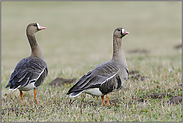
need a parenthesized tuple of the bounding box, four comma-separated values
(1, 1, 181, 122)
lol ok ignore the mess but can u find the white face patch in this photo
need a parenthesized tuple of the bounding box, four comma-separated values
(37, 23, 41, 29)
(121, 28, 125, 34)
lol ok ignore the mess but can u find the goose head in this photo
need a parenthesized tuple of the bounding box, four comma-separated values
(26, 23, 46, 35)
(113, 27, 129, 38)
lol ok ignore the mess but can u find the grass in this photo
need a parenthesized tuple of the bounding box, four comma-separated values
(1, 1, 182, 122)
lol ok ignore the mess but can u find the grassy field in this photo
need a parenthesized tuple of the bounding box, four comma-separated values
(1, 1, 182, 122)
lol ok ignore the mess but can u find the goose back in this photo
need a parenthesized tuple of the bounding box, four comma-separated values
(6, 57, 48, 91)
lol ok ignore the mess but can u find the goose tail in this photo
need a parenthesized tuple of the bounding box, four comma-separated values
(68, 91, 83, 97)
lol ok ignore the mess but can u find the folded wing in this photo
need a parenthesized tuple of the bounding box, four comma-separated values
(6, 57, 48, 90)
(67, 61, 121, 95)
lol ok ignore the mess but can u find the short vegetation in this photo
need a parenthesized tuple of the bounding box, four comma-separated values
(1, 1, 182, 122)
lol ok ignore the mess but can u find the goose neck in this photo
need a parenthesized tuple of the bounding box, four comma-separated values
(112, 37, 127, 67)
(27, 32, 44, 60)
(112, 37, 123, 56)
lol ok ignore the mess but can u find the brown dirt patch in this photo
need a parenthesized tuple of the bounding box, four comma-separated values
(129, 74, 149, 81)
(128, 49, 150, 54)
(129, 70, 139, 75)
(174, 44, 182, 49)
(166, 96, 182, 105)
(145, 92, 173, 99)
(49, 77, 77, 87)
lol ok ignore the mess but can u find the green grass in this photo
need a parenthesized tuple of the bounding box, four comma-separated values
(1, 1, 182, 122)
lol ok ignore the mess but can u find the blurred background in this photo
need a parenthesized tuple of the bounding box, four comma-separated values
(1, 1, 181, 85)
(1, 2, 182, 122)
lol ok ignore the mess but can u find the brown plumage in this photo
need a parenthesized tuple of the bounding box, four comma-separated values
(67, 27, 129, 106)
(5, 23, 48, 101)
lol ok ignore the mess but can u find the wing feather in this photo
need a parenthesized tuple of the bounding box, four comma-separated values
(67, 61, 119, 94)
(6, 57, 47, 90)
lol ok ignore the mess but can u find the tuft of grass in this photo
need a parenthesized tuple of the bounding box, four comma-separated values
(1, 1, 182, 122)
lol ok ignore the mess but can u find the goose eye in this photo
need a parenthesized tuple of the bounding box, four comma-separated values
(118, 29, 120, 31)
(34, 24, 37, 26)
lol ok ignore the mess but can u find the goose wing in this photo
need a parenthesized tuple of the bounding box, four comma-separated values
(6, 57, 48, 90)
(67, 61, 121, 94)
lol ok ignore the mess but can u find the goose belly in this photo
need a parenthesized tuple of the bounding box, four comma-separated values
(18, 82, 36, 91)
(84, 88, 103, 96)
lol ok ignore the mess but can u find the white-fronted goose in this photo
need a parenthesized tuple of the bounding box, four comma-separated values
(67, 27, 129, 106)
(5, 23, 48, 101)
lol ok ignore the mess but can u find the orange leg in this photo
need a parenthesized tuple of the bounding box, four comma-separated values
(34, 89, 37, 100)
(101, 95, 106, 106)
(20, 90, 23, 101)
(106, 94, 110, 105)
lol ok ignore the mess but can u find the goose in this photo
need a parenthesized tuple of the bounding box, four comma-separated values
(67, 27, 129, 106)
(5, 23, 48, 101)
